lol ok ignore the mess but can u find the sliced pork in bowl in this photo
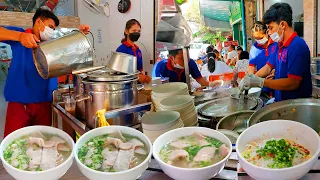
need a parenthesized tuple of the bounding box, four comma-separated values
(74, 126, 152, 180)
(0, 126, 74, 180)
(153, 127, 232, 180)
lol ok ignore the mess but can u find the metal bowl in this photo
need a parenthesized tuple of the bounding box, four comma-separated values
(249, 98, 320, 132)
(216, 110, 255, 134)
(107, 52, 137, 74)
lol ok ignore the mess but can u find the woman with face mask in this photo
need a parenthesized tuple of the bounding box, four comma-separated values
(116, 19, 151, 84)
(248, 21, 277, 96)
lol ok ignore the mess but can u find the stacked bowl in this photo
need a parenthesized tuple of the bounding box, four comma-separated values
(159, 95, 198, 127)
(141, 111, 184, 143)
(151, 82, 189, 111)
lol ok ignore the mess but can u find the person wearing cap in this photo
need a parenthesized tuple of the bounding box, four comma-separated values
(248, 21, 278, 96)
(154, 49, 223, 88)
(116, 19, 151, 84)
(239, 3, 312, 102)
(0, 8, 90, 137)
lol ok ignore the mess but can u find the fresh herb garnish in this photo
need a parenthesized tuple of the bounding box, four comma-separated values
(256, 139, 297, 168)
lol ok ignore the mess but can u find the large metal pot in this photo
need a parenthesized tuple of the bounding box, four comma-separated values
(73, 74, 87, 119)
(78, 69, 139, 128)
(249, 98, 320, 132)
(32, 31, 94, 79)
(82, 79, 138, 128)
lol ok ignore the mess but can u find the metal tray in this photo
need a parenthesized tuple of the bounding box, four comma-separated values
(199, 96, 258, 118)
(249, 98, 320, 132)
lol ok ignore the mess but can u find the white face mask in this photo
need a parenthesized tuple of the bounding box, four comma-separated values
(173, 63, 184, 69)
(269, 25, 283, 42)
(256, 37, 268, 45)
(172, 58, 184, 69)
(39, 20, 54, 41)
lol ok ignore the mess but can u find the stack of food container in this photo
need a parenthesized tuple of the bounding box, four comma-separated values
(158, 95, 198, 126)
(141, 111, 184, 143)
(151, 82, 189, 111)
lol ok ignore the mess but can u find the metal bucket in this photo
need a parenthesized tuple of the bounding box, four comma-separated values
(32, 31, 94, 79)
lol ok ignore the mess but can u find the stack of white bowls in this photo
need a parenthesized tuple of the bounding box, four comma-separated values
(141, 111, 184, 143)
(159, 95, 198, 127)
(151, 82, 189, 111)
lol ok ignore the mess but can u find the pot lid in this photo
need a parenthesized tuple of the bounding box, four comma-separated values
(85, 68, 139, 81)
(199, 96, 258, 118)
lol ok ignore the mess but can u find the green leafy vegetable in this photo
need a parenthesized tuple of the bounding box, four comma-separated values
(199, 161, 211, 167)
(3, 149, 13, 160)
(185, 145, 201, 160)
(256, 139, 297, 168)
(205, 137, 222, 148)
(78, 145, 89, 162)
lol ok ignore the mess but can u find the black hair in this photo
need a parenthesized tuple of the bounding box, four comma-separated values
(252, 21, 267, 34)
(239, 51, 249, 60)
(230, 45, 235, 50)
(207, 52, 216, 73)
(263, 3, 293, 27)
(206, 45, 214, 53)
(32, 8, 59, 27)
(168, 49, 182, 57)
(212, 49, 219, 54)
(121, 19, 141, 43)
(237, 46, 243, 52)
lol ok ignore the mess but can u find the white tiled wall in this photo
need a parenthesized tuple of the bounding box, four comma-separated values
(77, 0, 154, 74)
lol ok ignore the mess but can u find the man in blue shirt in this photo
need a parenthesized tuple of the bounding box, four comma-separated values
(239, 3, 312, 102)
(155, 49, 222, 88)
(0, 8, 90, 137)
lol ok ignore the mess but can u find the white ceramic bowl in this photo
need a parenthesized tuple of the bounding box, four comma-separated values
(182, 112, 198, 127)
(248, 87, 261, 97)
(151, 82, 188, 97)
(74, 126, 152, 180)
(141, 111, 181, 131)
(143, 120, 184, 143)
(153, 127, 232, 180)
(159, 95, 194, 109)
(236, 120, 320, 180)
(0, 126, 74, 180)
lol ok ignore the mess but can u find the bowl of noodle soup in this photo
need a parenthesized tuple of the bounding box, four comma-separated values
(236, 120, 320, 180)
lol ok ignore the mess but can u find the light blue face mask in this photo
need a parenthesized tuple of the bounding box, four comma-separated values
(256, 37, 268, 45)
(269, 24, 284, 42)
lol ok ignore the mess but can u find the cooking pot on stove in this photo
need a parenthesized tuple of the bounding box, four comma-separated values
(75, 68, 139, 128)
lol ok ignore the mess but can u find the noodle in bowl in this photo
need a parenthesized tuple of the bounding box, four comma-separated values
(236, 120, 320, 180)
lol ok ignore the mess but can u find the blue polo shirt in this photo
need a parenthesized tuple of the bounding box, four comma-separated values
(267, 32, 312, 101)
(249, 41, 277, 95)
(1, 26, 57, 103)
(116, 41, 143, 71)
(154, 59, 202, 82)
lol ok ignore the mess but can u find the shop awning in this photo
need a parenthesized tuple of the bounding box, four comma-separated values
(199, 0, 240, 31)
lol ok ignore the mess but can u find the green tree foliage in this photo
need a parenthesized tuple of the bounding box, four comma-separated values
(183, 0, 226, 44)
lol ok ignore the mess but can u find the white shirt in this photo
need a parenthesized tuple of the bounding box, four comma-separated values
(233, 59, 249, 83)
(227, 50, 238, 60)
(201, 61, 233, 80)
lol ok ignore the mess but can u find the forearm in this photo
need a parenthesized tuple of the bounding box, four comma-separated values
(196, 77, 209, 86)
(0, 27, 22, 42)
(248, 66, 255, 74)
(256, 65, 272, 78)
(264, 78, 300, 91)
